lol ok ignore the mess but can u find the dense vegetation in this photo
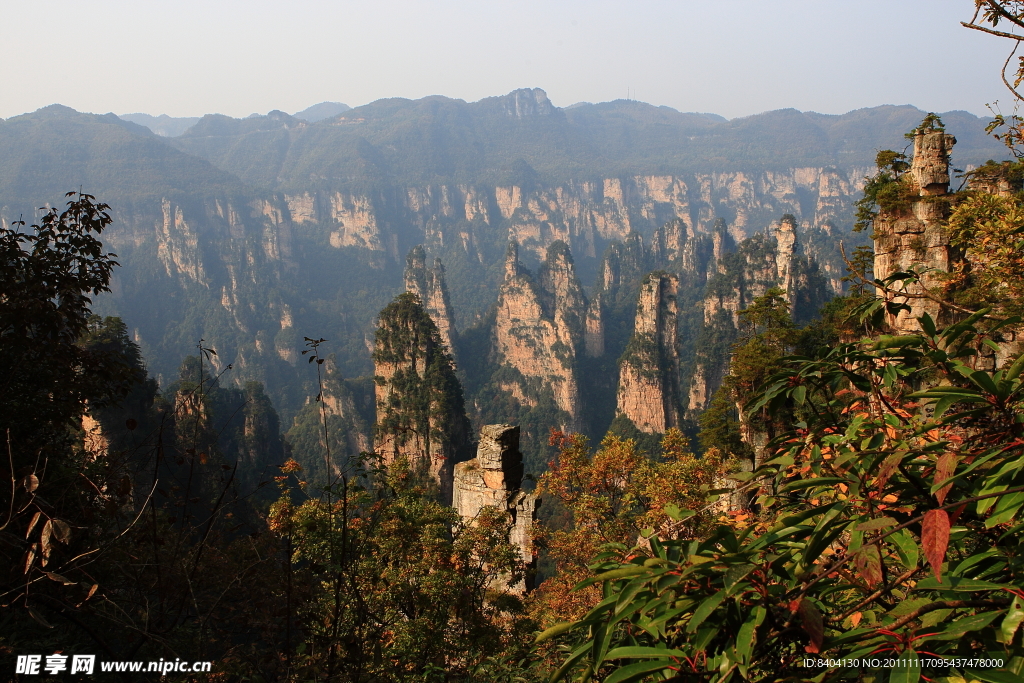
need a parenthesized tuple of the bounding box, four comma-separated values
(10, 5, 1024, 675)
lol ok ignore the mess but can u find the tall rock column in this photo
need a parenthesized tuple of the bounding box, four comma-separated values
(373, 292, 470, 502)
(493, 241, 584, 430)
(404, 245, 458, 360)
(873, 125, 956, 333)
(774, 214, 798, 305)
(453, 424, 539, 594)
(615, 272, 682, 433)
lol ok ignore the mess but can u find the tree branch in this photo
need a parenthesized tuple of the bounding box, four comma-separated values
(962, 21, 1024, 40)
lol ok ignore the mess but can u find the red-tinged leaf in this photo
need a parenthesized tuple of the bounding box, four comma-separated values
(25, 511, 42, 539)
(922, 509, 951, 583)
(86, 584, 98, 600)
(849, 611, 862, 628)
(797, 599, 824, 653)
(854, 545, 883, 588)
(875, 452, 903, 489)
(934, 453, 958, 505)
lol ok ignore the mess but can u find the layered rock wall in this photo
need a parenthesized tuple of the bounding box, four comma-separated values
(279, 169, 863, 264)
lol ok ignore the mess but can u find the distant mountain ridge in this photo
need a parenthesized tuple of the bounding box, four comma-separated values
(164, 88, 1006, 191)
(117, 102, 350, 137)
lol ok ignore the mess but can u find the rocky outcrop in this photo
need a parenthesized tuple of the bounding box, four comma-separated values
(615, 272, 682, 433)
(872, 127, 956, 333)
(373, 293, 470, 502)
(499, 88, 557, 118)
(404, 246, 458, 359)
(453, 424, 539, 594)
(493, 241, 585, 430)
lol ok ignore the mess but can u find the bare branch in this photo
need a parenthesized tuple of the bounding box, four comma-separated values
(963, 21, 1024, 39)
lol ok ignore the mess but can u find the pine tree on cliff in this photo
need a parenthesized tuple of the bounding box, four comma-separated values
(373, 292, 470, 499)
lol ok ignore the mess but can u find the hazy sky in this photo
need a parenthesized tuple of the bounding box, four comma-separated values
(0, 0, 1014, 121)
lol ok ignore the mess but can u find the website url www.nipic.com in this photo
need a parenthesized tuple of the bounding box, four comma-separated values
(15, 655, 213, 676)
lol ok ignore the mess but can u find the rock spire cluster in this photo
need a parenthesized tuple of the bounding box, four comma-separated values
(493, 241, 587, 431)
(404, 245, 458, 361)
(615, 272, 682, 433)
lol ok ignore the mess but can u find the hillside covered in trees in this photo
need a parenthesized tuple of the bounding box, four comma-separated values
(9, 3, 1024, 679)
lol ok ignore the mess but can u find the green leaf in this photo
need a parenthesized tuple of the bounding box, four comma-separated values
(614, 577, 654, 616)
(872, 335, 923, 350)
(735, 606, 766, 664)
(890, 529, 919, 570)
(987, 491, 1024, 528)
(1002, 595, 1024, 644)
(888, 648, 920, 683)
(914, 576, 1007, 591)
(922, 610, 1003, 639)
(535, 621, 575, 643)
(604, 646, 687, 660)
(1005, 353, 1024, 381)
(548, 640, 592, 683)
(686, 589, 727, 633)
(603, 659, 677, 683)
(663, 503, 695, 522)
(576, 564, 649, 589)
(963, 368, 1000, 396)
(780, 477, 850, 493)
(724, 564, 755, 594)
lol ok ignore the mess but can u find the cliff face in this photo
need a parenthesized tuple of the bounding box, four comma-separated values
(285, 356, 373, 481)
(615, 273, 682, 433)
(492, 241, 585, 431)
(452, 424, 539, 594)
(373, 293, 470, 501)
(278, 169, 862, 264)
(404, 245, 458, 359)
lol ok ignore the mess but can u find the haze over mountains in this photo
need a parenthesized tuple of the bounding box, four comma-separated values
(118, 101, 352, 137)
(0, 87, 1013, 467)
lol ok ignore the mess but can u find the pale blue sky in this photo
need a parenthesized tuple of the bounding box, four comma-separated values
(0, 0, 1013, 120)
